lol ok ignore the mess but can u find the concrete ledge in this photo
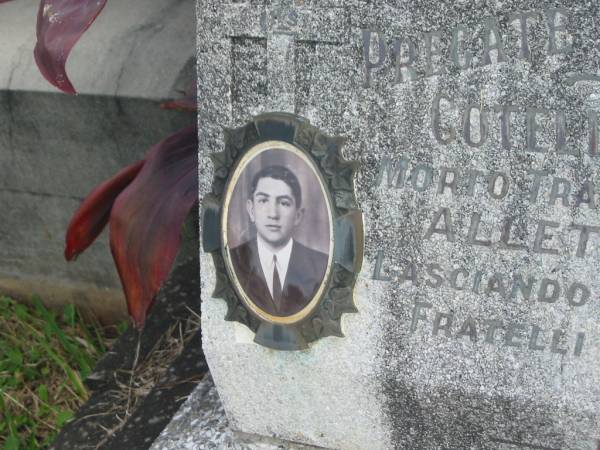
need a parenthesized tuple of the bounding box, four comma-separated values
(0, 276, 126, 324)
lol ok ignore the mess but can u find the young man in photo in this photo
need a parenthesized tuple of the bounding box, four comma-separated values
(230, 165, 328, 317)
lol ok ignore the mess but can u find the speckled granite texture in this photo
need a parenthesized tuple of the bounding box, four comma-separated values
(150, 375, 326, 450)
(197, 1, 600, 449)
(150, 375, 236, 450)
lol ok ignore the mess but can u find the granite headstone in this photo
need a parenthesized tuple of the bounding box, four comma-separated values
(198, 1, 600, 448)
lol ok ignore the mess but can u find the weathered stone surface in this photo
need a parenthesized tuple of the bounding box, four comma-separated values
(0, 0, 194, 320)
(151, 375, 325, 450)
(151, 375, 236, 450)
(198, 1, 600, 449)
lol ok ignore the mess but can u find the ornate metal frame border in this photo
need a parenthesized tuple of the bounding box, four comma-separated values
(202, 112, 363, 351)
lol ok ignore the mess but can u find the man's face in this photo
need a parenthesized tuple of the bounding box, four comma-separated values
(247, 176, 303, 248)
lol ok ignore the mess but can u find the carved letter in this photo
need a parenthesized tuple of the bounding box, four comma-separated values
(588, 110, 598, 156)
(533, 220, 560, 255)
(457, 316, 478, 342)
(393, 37, 417, 84)
(484, 320, 503, 344)
(432, 93, 456, 145)
(529, 325, 546, 351)
(497, 105, 520, 150)
(486, 274, 507, 297)
(466, 169, 485, 196)
(451, 25, 473, 69)
(438, 167, 459, 195)
(527, 108, 550, 153)
(424, 207, 455, 242)
(538, 278, 560, 303)
(509, 11, 539, 60)
(399, 263, 418, 285)
(551, 329, 567, 355)
(410, 301, 432, 333)
(574, 181, 596, 209)
(375, 157, 409, 188)
(426, 263, 444, 288)
(549, 177, 571, 207)
(527, 169, 549, 203)
(567, 282, 590, 307)
(411, 164, 434, 192)
(362, 29, 387, 88)
(571, 224, 600, 258)
(450, 268, 468, 290)
(423, 30, 444, 77)
(467, 213, 492, 246)
(433, 312, 453, 337)
(555, 111, 577, 155)
(505, 323, 527, 348)
(488, 172, 510, 199)
(463, 104, 489, 147)
(510, 274, 535, 301)
(481, 18, 506, 65)
(500, 217, 527, 251)
(372, 250, 391, 281)
(574, 332, 585, 357)
(545, 8, 572, 55)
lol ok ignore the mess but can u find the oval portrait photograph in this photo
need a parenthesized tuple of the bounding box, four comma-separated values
(222, 141, 333, 325)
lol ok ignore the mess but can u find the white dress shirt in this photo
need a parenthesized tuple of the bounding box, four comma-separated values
(256, 235, 293, 299)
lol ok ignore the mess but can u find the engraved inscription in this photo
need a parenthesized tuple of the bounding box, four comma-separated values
(362, 8, 574, 87)
(369, 81, 600, 357)
(431, 95, 599, 156)
(372, 252, 589, 356)
(377, 158, 599, 214)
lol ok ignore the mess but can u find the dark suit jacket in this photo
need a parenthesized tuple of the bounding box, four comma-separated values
(230, 238, 328, 317)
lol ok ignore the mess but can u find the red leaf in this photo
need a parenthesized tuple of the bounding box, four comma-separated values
(161, 82, 197, 112)
(109, 126, 198, 328)
(160, 96, 197, 113)
(65, 160, 144, 261)
(34, 0, 108, 94)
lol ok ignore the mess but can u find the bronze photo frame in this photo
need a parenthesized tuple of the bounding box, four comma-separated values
(202, 112, 363, 351)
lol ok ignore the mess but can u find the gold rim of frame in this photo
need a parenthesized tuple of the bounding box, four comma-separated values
(221, 140, 335, 325)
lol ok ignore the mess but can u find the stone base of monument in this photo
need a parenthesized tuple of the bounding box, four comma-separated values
(196, 1, 600, 448)
(151, 375, 326, 450)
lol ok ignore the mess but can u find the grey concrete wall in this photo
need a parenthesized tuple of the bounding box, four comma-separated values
(0, 0, 196, 322)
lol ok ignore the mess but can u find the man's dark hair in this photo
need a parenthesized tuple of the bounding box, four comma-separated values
(249, 165, 302, 207)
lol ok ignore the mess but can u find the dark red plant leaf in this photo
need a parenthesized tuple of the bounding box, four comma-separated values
(34, 0, 108, 94)
(161, 82, 197, 112)
(160, 96, 197, 112)
(0, 1, 15, 3)
(65, 160, 144, 261)
(109, 126, 198, 328)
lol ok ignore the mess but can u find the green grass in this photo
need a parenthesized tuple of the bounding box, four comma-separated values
(0, 296, 115, 450)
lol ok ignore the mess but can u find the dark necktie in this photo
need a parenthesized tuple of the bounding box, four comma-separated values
(272, 254, 282, 308)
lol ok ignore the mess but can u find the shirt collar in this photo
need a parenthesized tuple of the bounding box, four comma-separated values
(256, 235, 293, 275)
